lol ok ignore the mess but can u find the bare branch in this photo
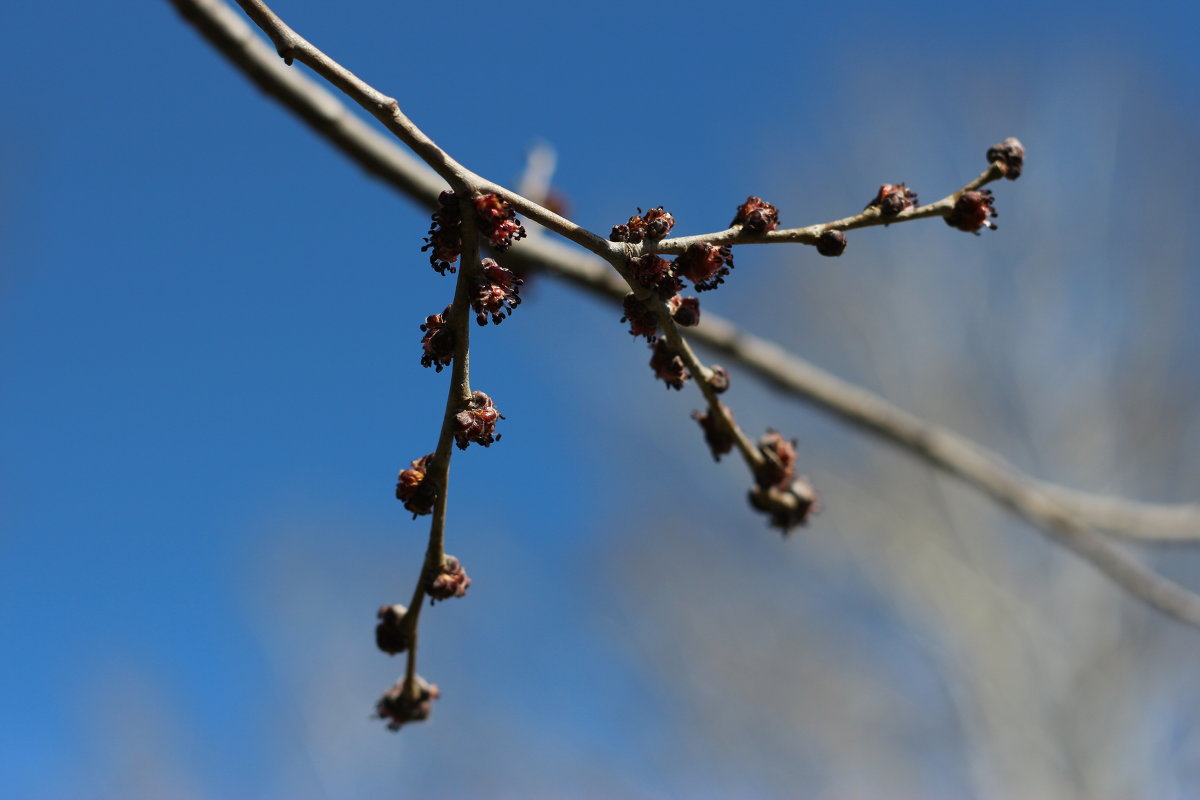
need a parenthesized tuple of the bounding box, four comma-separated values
(651, 164, 1005, 254)
(168, 0, 1200, 627)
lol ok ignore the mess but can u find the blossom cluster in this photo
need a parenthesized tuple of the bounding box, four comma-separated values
(453, 390, 502, 449)
(610, 206, 676, 243)
(421, 191, 527, 275)
(748, 430, 818, 533)
(395, 453, 437, 518)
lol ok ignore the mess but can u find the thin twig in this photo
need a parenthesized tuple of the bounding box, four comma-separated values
(651, 165, 1005, 254)
(231, 0, 611, 257)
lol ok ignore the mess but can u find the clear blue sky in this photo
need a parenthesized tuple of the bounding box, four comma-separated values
(3, 1, 1200, 797)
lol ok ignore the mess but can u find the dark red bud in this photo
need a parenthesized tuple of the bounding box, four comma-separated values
(868, 184, 918, 216)
(731, 196, 780, 233)
(396, 454, 437, 518)
(375, 604, 411, 655)
(816, 230, 847, 257)
(671, 296, 701, 327)
(945, 190, 998, 233)
(649, 339, 689, 390)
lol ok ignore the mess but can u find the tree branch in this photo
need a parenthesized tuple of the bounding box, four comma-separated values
(167, 0, 1200, 631)
(650, 165, 1005, 254)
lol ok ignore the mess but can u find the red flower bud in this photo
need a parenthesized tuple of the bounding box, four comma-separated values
(674, 242, 734, 292)
(731, 196, 780, 233)
(396, 453, 437, 518)
(649, 339, 689, 390)
(422, 191, 463, 275)
(868, 184, 918, 216)
(629, 254, 683, 298)
(453, 391, 503, 450)
(986, 137, 1025, 179)
(945, 190, 998, 233)
(816, 230, 847, 257)
(693, 406, 736, 461)
(419, 306, 455, 372)
(473, 194, 527, 250)
(426, 554, 471, 603)
(621, 293, 659, 341)
(472, 258, 523, 325)
(611, 207, 676, 242)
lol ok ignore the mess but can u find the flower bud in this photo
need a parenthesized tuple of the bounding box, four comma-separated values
(453, 391, 503, 450)
(649, 340, 689, 390)
(426, 554, 472, 603)
(375, 675, 440, 731)
(473, 194, 527, 250)
(868, 184, 918, 216)
(816, 230, 847, 257)
(986, 137, 1025, 179)
(945, 190, 998, 233)
(674, 243, 734, 292)
(419, 306, 455, 372)
(375, 604, 411, 655)
(472, 259, 523, 325)
(396, 454, 437, 518)
(731, 196, 780, 233)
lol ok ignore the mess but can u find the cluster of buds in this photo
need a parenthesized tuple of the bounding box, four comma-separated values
(472, 258, 523, 325)
(816, 229, 848, 257)
(748, 430, 818, 533)
(376, 675, 440, 731)
(674, 243, 735, 291)
(375, 604, 411, 655)
(610, 206, 676, 243)
(453, 390, 502, 449)
(731, 196, 780, 233)
(868, 183, 919, 216)
(987, 137, 1025, 180)
(426, 555, 471, 603)
(621, 293, 702, 342)
(396, 453, 437, 518)
(421, 192, 527, 275)
(945, 190, 998, 234)
(649, 339, 689, 390)
(419, 306, 455, 372)
(422, 191, 463, 275)
(473, 193, 527, 250)
(621, 293, 660, 341)
(693, 405, 736, 462)
(629, 254, 683, 298)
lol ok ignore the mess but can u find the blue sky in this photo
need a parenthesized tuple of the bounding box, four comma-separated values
(4, 1, 1200, 797)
